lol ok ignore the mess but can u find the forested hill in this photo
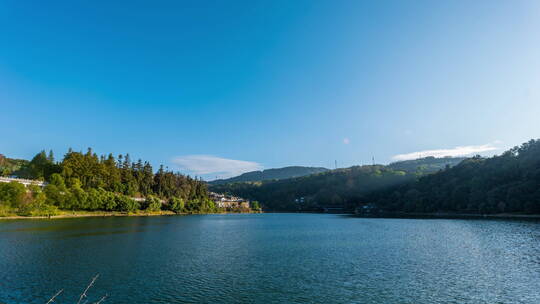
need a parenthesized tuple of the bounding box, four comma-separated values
(209, 166, 329, 185)
(365, 139, 540, 214)
(210, 165, 412, 211)
(209, 157, 467, 211)
(388, 156, 466, 173)
(0, 154, 29, 176)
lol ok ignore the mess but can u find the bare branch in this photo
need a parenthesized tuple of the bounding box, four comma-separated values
(77, 274, 99, 304)
(45, 289, 63, 304)
(93, 294, 108, 304)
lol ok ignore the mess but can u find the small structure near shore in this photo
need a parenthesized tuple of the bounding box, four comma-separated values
(209, 192, 250, 209)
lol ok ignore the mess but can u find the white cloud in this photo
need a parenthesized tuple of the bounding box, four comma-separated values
(392, 143, 499, 161)
(171, 155, 263, 178)
(343, 138, 350, 144)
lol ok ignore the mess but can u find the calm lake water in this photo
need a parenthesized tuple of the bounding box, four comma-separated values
(1, 214, 540, 304)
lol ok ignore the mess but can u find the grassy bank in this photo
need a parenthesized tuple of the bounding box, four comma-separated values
(0, 209, 259, 220)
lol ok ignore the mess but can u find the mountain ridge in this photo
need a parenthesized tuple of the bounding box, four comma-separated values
(209, 166, 329, 185)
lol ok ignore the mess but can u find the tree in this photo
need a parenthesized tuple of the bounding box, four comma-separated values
(17, 151, 60, 180)
(250, 200, 261, 210)
(0, 181, 26, 208)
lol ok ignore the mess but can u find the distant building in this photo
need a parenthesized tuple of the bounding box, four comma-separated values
(209, 192, 251, 209)
(354, 204, 380, 215)
(0, 177, 47, 188)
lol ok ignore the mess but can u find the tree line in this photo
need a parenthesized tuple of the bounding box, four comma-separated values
(0, 148, 219, 216)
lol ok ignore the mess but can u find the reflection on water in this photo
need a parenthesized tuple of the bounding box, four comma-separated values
(1, 214, 540, 304)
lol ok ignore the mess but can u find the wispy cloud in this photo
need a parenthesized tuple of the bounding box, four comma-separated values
(171, 155, 263, 179)
(392, 143, 499, 161)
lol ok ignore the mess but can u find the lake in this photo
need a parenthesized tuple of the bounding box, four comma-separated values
(1, 214, 539, 303)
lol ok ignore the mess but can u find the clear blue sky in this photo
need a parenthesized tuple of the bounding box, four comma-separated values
(1, 0, 539, 179)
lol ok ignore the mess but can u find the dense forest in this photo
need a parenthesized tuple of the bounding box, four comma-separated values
(364, 139, 540, 214)
(209, 166, 329, 185)
(0, 148, 217, 216)
(210, 157, 465, 211)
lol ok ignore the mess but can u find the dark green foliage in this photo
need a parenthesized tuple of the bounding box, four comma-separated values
(209, 166, 329, 185)
(366, 139, 540, 214)
(250, 200, 261, 210)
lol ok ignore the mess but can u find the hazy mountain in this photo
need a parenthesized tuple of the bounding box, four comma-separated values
(209, 166, 329, 185)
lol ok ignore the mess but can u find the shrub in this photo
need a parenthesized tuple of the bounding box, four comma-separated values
(144, 195, 162, 212)
(85, 188, 102, 210)
(115, 195, 140, 212)
(0, 205, 14, 217)
(17, 192, 60, 217)
(168, 197, 185, 213)
(0, 181, 26, 208)
(102, 191, 117, 211)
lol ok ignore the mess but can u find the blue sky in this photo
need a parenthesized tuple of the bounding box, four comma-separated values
(1, 0, 539, 179)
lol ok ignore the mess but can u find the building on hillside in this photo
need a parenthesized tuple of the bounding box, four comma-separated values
(0, 177, 47, 188)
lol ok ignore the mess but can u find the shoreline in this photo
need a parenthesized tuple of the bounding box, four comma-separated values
(3, 211, 539, 221)
(0, 210, 259, 220)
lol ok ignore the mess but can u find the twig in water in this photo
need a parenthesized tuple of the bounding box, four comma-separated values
(77, 274, 100, 304)
(46, 289, 63, 304)
(93, 294, 108, 304)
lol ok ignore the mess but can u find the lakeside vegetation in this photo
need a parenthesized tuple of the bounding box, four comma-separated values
(0, 148, 242, 217)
